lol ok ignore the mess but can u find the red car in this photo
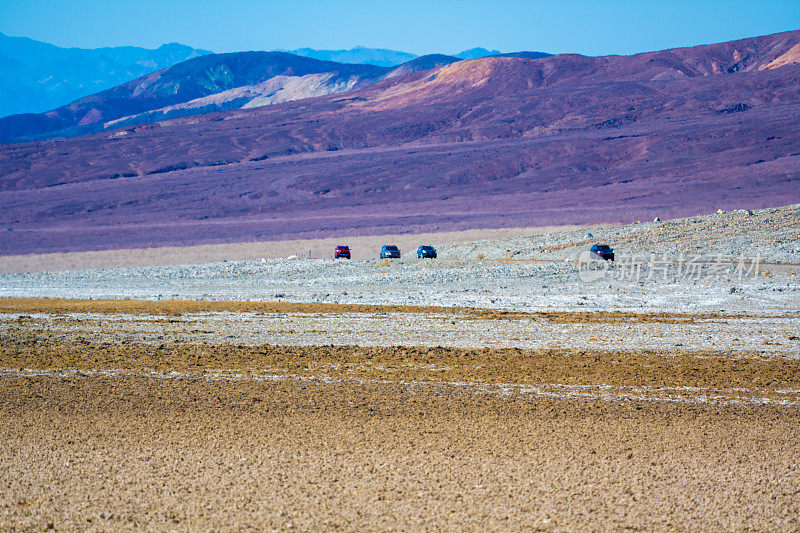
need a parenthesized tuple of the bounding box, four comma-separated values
(334, 245, 351, 259)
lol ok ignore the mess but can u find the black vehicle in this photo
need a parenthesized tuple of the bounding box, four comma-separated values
(379, 244, 401, 259)
(590, 243, 615, 261)
(417, 245, 437, 259)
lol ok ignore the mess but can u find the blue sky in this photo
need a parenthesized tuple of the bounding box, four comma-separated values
(1, 0, 798, 56)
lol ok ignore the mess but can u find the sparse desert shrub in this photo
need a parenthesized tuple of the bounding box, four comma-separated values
(477, 253, 485, 260)
(375, 259, 391, 267)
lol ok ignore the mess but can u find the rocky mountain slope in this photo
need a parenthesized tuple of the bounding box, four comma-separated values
(0, 31, 798, 255)
(0, 52, 389, 141)
(0, 51, 470, 142)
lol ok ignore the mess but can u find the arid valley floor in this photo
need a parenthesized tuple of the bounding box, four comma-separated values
(1, 207, 799, 530)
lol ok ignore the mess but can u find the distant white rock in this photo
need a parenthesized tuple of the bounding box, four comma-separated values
(106, 73, 365, 129)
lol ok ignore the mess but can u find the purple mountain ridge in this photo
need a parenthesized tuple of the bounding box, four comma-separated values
(0, 52, 390, 142)
(1, 31, 799, 256)
(0, 51, 468, 143)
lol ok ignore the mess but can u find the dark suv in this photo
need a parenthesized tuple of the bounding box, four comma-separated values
(379, 245, 401, 259)
(590, 244, 614, 261)
(334, 245, 350, 259)
(417, 245, 437, 259)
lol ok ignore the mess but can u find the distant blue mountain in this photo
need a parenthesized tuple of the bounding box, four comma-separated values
(455, 47, 502, 59)
(285, 46, 550, 66)
(287, 46, 417, 67)
(0, 32, 211, 117)
(499, 51, 552, 59)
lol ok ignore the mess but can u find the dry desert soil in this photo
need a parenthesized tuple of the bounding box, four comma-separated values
(2, 298, 799, 531)
(3, 377, 799, 531)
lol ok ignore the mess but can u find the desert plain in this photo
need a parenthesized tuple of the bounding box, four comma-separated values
(1, 206, 799, 531)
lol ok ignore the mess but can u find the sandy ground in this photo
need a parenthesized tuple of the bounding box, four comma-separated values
(2, 377, 799, 531)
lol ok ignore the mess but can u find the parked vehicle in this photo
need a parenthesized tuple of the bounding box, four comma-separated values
(417, 245, 437, 259)
(379, 244, 401, 259)
(334, 245, 351, 259)
(590, 243, 615, 261)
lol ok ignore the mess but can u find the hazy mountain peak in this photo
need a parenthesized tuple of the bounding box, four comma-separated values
(455, 47, 502, 59)
(157, 42, 197, 51)
(286, 47, 417, 67)
(0, 34, 210, 117)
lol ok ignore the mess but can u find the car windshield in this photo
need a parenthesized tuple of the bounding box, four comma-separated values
(596, 245, 611, 251)
(421, 246, 434, 250)
(384, 245, 398, 251)
(337, 245, 348, 249)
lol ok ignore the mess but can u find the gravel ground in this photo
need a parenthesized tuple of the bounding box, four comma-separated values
(3, 310, 798, 356)
(443, 203, 800, 262)
(1, 256, 796, 314)
(1, 205, 797, 314)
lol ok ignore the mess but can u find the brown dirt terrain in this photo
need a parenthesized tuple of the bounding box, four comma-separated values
(2, 298, 799, 530)
(2, 377, 799, 531)
(0, 297, 740, 323)
(0, 297, 499, 317)
(2, 332, 799, 397)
